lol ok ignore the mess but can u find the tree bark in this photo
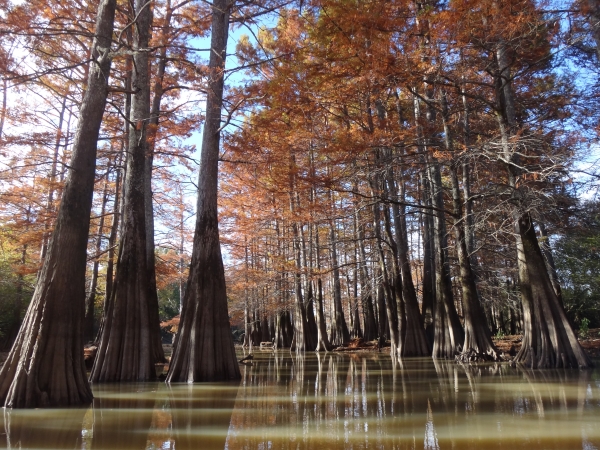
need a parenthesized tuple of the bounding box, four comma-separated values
(494, 41, 591, 368)
(450, 163, 498, 361)
(440, 89, 497, 361)
(291, 219, 315, 351)
(84, 174, 110, 344)
(415, 93, 435, 343)
(0, 0, 116, 407)
(537, 222, 563, 306)
(349, 266, 363, 339)
(380, 197, 406, 356)
(242, 239, 251, 349)
(372, 199, 398, 349)
(274, 310, 294, 349)
(328, 219, 351, 347)
(291, 223, 312, 351)
(300, 222, 319, 344)
(143, 0, 173, 365)
(105, 134, 125, 305)
(356, 210, 377, 342)
(91, 0, 159, 382)
(515, 214, 591, 368)
(313, 223, 332, 351)
(166, 0, 240, 381)
(375, 277, 389, 346)
(385, 164, 429, 357)
(428, 159, 464, 359)
(94, 147, 123, 346)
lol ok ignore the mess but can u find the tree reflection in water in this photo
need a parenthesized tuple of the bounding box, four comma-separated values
(169, 382, 239, 449)
(0, 353, 598, 449)
(225, 352, 600, 449)
(1, 406, 89, 449)
(90, 383, 157, 449)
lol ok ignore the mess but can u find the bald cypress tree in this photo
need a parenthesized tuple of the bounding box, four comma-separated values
(0, 0, 116, 407)
(166, 0, 240, 382)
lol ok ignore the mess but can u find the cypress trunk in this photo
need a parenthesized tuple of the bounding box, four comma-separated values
(429, 160, 464, 359)
(537, 222, 563, 306)
(373, 201, 398, 349)
(314, 224, 333, 351)
(274, 310, 294, 349)
(380, 198, 406, 356)
(385, 166, 429, 357)
(514, 214, 591, 368)
(356, 211, 377, 341)
(107, 147, 124, 299)
(0, 0, 116, 407)
(143, 0, 172, 365)
(328, 220, 351, 346)
(441, 89, 497, 362)
(91, 0, 159, 382)
(376, 273, 389, 346)
(291, 223, 314, 351)
(495, 42, 590, 369)
(166, 0, 240, 381)
(450, 164, 498, 361)
(84, 175, 110, 344)
(300, 222, 319, 345)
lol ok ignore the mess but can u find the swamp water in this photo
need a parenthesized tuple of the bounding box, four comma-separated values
(1, 352, 599, 449)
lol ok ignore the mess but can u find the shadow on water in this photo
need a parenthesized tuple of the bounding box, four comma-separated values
(0, 353, 599, 449)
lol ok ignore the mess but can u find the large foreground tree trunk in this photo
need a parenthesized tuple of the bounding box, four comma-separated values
(0, 0, 116, 407)
(166, 0, 240, 382)
(494, 42, 590, 369)
(91, 0, 159, 382)
(514, 214, 591, 369)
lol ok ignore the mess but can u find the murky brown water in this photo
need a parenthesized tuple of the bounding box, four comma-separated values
(1, 352, 599, 449)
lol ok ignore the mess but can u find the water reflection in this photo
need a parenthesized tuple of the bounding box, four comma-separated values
(169, 383, 239, 449)
(0, 353, 598, 449)
(1, 407, 89, 449)
(91, 383, 157, 449)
